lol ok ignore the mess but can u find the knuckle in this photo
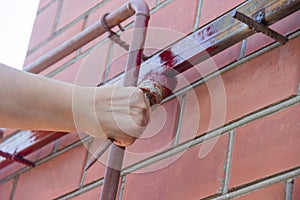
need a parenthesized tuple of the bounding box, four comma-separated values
(135, 90, 145, 102)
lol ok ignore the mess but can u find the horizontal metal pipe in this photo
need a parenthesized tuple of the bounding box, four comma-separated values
(24, 0, 149, 74)
(138, 0, 300, 82)
(162, 30, 300, 104)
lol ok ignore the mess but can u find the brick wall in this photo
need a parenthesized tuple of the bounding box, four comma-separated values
(1, 0, 300, 199)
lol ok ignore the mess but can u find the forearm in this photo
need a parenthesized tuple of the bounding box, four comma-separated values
(0, 63, 77, 132)
(0, 63, 149, 146)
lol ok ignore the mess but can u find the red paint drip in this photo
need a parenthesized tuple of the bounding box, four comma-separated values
(159, 50, 176, 68)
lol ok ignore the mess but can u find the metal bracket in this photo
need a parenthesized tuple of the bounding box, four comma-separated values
(233, 10, 288, 44)
(0, 150, 35, 167)
(101, 13, 149, 61)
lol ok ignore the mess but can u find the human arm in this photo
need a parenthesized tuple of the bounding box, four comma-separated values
(0, 64, 150, 146)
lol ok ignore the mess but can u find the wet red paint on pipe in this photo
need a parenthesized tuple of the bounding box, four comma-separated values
(0, 150, 35, 167)
(0, 131, 65, 169)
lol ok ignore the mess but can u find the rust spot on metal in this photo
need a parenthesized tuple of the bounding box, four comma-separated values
(139, 70, 177, 105)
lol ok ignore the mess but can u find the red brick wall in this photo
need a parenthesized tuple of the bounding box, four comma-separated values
(1, 0, 300, 199)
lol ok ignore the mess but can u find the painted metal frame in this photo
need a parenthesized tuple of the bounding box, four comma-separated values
(0, 0, 299, 189)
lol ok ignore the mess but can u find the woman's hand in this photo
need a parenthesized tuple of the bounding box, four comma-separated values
(74, 85, 150, 146)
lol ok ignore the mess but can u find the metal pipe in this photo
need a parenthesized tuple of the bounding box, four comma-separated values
(0, 128, 4, 143)
(100, 1, 150, 199)
(23, 0, 149, 74)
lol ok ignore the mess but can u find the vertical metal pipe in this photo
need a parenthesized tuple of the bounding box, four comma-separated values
(100, 1, 150, 199)
(0, 128, 4, 143)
